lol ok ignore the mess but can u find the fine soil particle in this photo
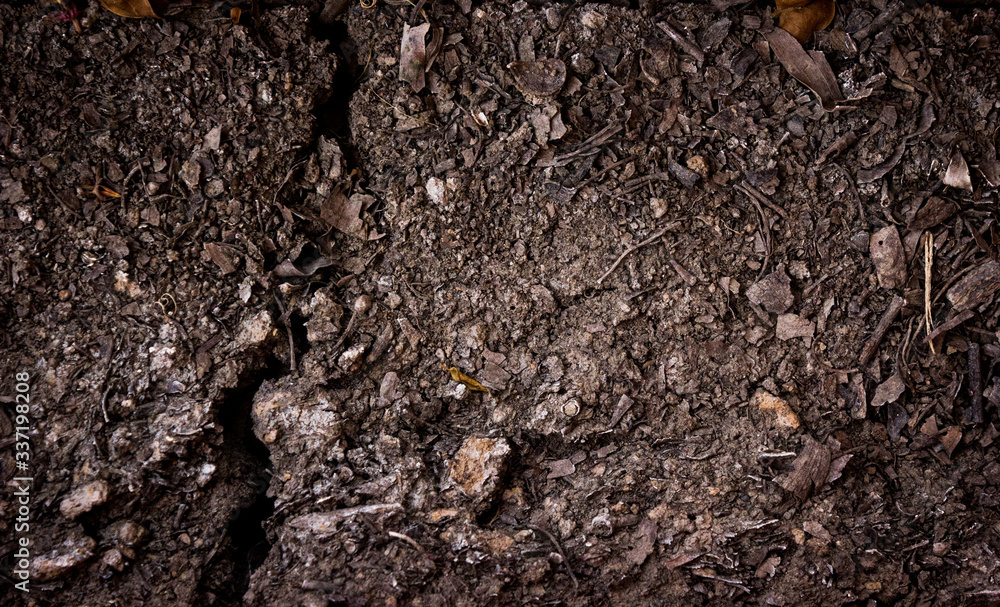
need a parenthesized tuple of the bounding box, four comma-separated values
(2, 1, 999, 605)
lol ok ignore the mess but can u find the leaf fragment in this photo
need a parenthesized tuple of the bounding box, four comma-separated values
(441, 365, 489, 392)
(99, 0, 165, 18)
(508, 59, 567, 98)
(399, 22, 431, 92)
(943, 150, 973, 191)
(764, 28, 843, 111)
(774, 0, 836, 44)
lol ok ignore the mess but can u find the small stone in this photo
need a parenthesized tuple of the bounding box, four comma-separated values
(235, 310, 275, 348)
(305, 290, 343, 343)
(31, 534, 96, 582)
(686, 155, 710, 179)
(752, 390, 801, 430)
(353, 294, 374, 314)
(205, 179, 225, 198)
(650, 197, 668, 219)
(59, 480, 110, 519)
(581, 10, 606, 29)
(450, 436, 512, 513)
(337, 343, 366, 372)
(102, 549, 125, 571)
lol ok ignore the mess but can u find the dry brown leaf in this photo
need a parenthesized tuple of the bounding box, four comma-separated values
(99, 0, 165, 18)
(507, 59, 567, 98)
(774, 0, 835, 44)
(321, 190, 365, 238)
(939, 426, 962, 457)
(399, 23, 430, 92)
(980, 145, 1000, 187)
(441, 365, 489, 393)
(943, 150, 973, 191)
(764, 28, 844, 111)
(780, 437, 831, 500)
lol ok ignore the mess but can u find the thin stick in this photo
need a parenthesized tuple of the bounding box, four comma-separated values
(859, 295, 905, 366)
(527, 525, 579, 588)
(735, 182, 789, 219)
(657, 21, 704, 64)
(966, 342, 983, 424)
(924, 233, 936, 355)
(597, 224, 675, 285)
(923, 309, 973, 344)
(388, 530, 425, 552)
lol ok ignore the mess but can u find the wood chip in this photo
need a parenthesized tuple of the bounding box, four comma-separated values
(547, 458, 576, 479)
(780, 437, 830, 500)
(946, 261, 1000, 312)
(870, 371, 905, 408)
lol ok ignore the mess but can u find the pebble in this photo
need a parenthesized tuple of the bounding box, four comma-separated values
(59, 480, 110, 519)
(449, 436, 511, 512)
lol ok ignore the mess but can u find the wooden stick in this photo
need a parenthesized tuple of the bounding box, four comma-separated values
(596, 223, 677, 285)
(859, 295, 905, 366)
(966, 342, 983, 424)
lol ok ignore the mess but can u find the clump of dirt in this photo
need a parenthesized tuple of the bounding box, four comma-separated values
(2, 0, 999, 605)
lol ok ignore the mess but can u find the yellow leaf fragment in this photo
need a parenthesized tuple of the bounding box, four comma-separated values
(440, 365, 489, 392)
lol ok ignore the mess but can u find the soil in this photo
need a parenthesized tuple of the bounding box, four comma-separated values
(2, 0, 1000, 605)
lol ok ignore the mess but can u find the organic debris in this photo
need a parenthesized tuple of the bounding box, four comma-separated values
(99, 0, 164, 18)
(774, 0, 836, 44)
(764, 27, 843, 110)
(441, 365, 489, 392)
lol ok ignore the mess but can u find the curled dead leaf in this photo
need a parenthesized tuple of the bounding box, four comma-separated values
(99, 0, 166, 18)
(441, 365, 489, 393)
(774, 0, 835, 44)
(508, 59, 566, 98)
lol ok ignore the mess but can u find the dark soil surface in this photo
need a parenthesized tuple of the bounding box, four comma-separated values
(2, 0, 1000, 605)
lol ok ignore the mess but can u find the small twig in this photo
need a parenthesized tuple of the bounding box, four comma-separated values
(859, 295, 905, 366)
(735, 182, 789, 219)
(830, 163, 864, 221)
(527, 525, 578, 588)
(853, 0, 903, 42)
(923, 309, 973, 344)
(273, 292, 296, 371)
(657, 21, 704, 64)
(923, 233, 936, 355)
(966, 342, 983, 424)
(388, 530, 425, 553)
(547, 122, 623, 167)
(597, 223, 675, 285)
